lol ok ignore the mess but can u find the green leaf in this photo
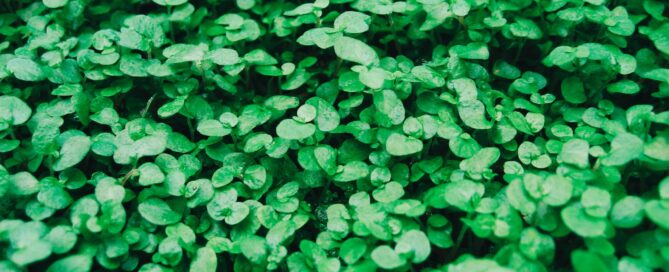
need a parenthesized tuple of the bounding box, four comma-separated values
(53, 134, 91, 172)
(649, 23, 669, 55)
(265, 95, 300, 111)
(163, 44, 206, 63)
(645, 200, 669, 229)
(386, 133, 423, 156)
(334, 36, 378, 66)
(43, 0, 68, 8)
(243, 165, 267, 190)
(306, 97, 340, 132)
(412, 65, 446, 88)
(153, 0, 188, 6)
(0, 96, 32, 126)
(7, 58, 45, 81)
(265, 217, 293, 242)
(372, 181, 404, 202)
(371, 245, 405, 270)
(314, 145, 337, 175)
(340, 238, 367, 265)
(244, 49, 277, 65)
(46, 255, 92, 272)
(581, 187, 611, 218)
(276, 119, 315, 140)
(133, 135, 166, 158)
(359, 67, 386, 89)
(446, 258, 512, 272)
(561, 204, 607, 237)
(611, 196, 645, 228)
(240, 236, 267, 264)
(449, 43, 489, 60)
(334, 11, 371, 34)
(571, 250, 608, 272)
(373, 89, 405, 126)
(396, 230, 431, 263)
(138, 198, 182, 225)
(298, 28, 343, 49)
(542, 175, 573, 206)
(189, 247, 217, 272)
(458, 100, 492, 130)
(206, 48, 240, 65)
(197, 119, 231, 137)
(607, 80, 640, 94)
(138, 163, 165, 186)
(561, 76, 587, 104)
(38, 182, 72, 209)
(558, 139, 589, 168)
(443, 179, 485, 212)
(601, 133, 643, 166)
(10, 172, 40, 195)
(508, 18, 543, 39)
(519, 227, 554, 262)
(459, 147, 500, 179)
(333, 161, 369, 182)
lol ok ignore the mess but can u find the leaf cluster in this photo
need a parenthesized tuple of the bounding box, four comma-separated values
(0, 0, 669, 271)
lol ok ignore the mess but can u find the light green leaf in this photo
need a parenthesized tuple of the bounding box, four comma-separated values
(138, 198, 182, 225)
(206, 48, 240, 65)
(189, 247, 217, 272)
(53, 134, 91, 172)
(276, 119, 315, 140)
(561, 204, 607, 237)
(334, 11, 371, 34)
(558, 139, 589, 168)
(396, 230, 431, 263)
(374, 89, 405, 126)
(7, 58, 44, 81)
(46, 255, 92, 272)
(607, 80, 640, 95)
(611, 196, 645, 228)
(340, 238, 367, 265)
(386, 133, 423, 156)
(458, 100, 492, 130)
(334, 36, 378, 66)
(542, 175, 573, 206)
(243, 165, 267, 190)
(163, 44, 206, 63)
(0, 96, 32, 126)
(449, 43, 489, 60)
(443, 179, 485, 212)
(645, 200, 669, 229)
(601, 133, 643, 166)
(371, 245, 405, 270)
(197, 119, 231, 137)
(306, 97, 340, 132)
(649, 23, 669, 55)
(43, 0, 68, 8)
(153, 0, 188, 6)
(412, 66, 445, 88)
(459, 147, 500, 179)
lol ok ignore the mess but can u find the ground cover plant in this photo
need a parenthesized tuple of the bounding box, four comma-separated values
(0, 0, 668, 271)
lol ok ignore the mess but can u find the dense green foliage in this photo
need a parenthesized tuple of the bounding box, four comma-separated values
(1, 0, 669, 271)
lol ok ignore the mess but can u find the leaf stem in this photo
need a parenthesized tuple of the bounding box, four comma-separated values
(448, 214, 472, 261)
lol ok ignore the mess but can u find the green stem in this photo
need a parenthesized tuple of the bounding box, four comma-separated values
(200, 66, 208, 91)
(448, 214, 472, 260)
(513, 39, 526, 64)
(141, 94, 156, 118)
(167, 6, 175, 42)
(186, 118, 195, 141)
(8, 128, 16, 140)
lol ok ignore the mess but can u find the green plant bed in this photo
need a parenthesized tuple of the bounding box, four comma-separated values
(1, 0, 668, 271)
